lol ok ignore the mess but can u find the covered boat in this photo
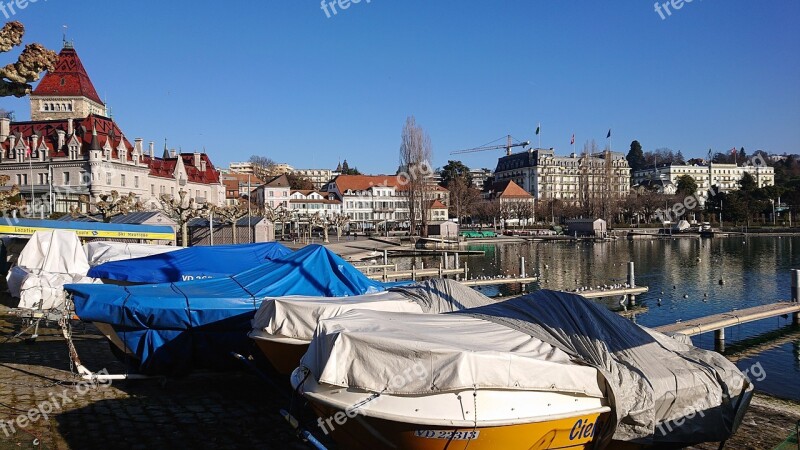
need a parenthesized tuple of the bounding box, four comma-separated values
(66, 245, 386, 375)
(7, 230, 100, 310)
(249, 278, 495, 373)
(86, 241, 292, 283)
(294, 290, 752, 450)
(84, 241, 179, 266)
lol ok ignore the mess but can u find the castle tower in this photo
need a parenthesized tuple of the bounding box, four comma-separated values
(29, 43, 107, 121)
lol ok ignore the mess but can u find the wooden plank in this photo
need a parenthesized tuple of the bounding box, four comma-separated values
(655, 302, 800, 336)
(366, 268, 465, 280)
(578, 286, 649, 299)
(461, 277, 538, 287)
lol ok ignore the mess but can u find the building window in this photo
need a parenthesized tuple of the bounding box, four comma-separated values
(151, 184, 155, 195)
(106, 172, 112, 184)
(134, 176, 139, 188)
(121, 174, 126, 187)
(61, 172, 70, 185)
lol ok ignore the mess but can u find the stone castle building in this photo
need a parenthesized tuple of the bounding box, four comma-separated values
(0, 43, 224, 215)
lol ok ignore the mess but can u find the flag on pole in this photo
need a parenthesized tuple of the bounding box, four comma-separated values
(606, 129, 612, 139)
(570, 134, 575, 145)
(535, 124, 540, 135)
(730, 147, 737, 155)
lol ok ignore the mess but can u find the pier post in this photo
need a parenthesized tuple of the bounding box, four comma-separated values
(455, 252, 460, 270)
(714, 328, 725, 353)
(464, 261, 469, 281)
(520, 256, 526, 278)
(627, 261, 636, 308)
(792, 269, 800, 325)
(627, 262, 636, 287)
(383, 249, 388, 266)
(443, 252, 449, 270)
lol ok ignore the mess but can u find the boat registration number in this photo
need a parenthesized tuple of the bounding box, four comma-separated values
(414, 430, 480, 440)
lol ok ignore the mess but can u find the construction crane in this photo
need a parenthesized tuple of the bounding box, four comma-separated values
(450, 135, 531, 156)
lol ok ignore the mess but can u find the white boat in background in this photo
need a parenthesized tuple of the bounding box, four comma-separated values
(249, 279, 496, 374)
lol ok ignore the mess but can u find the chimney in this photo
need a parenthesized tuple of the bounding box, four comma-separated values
(148, 141, 154, 158)
(193, 151, 201, 169)
(30, 133, 38, 151)
(200, 159, 207, 172)
(67, 118, 74, 136)
(134, 138, 143, 154)
(56, 129, 66, 149)
(169, 149, 177, 158)
(8, 134, 15, 152)
(0, 117, 9, 142)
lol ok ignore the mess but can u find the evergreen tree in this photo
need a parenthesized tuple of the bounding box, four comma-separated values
(626, 140, 646, 172)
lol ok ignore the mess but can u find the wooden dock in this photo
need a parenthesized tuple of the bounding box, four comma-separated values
(579, 286, 649, 299)
(366, 267, 466, 281)
(655, 302, 800, 337)
(653, 268, 800, 352)
(461, 277, 538, 287)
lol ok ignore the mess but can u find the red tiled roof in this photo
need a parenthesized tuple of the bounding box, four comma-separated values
(429, 199, 448, 209)
(334, 175, 400, 192)
(32, 47, 104, 105)
(0, 115, 134, 160)
(148, 153, 221, 185)
(494, 180, 533, 199)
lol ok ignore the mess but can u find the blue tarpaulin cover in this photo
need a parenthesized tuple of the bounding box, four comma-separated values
(87, 242, 292, 283)
(67, 245, 386, 374)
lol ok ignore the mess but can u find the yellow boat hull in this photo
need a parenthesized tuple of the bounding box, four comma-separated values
(309, 401, 611, 450)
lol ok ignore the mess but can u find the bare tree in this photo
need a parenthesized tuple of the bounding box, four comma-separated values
(70, 191, 143, 223)
(159, 190, 209, 247)
(308, 212, 329, 243)
(399, 116, 433, 237)
(329, 213, 350, 242)
(248, 155, 277, 181)
(1, 22, 58, 98)
(212, 199, 249, 244)
(448, 176, 480, 224)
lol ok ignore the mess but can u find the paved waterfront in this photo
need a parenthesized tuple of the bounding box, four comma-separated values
(0, 306, 798, 450)
(0, 309, 309, 450)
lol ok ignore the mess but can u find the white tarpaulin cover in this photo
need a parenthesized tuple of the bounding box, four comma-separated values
(459, 290, 753, 446)
(252, 279, 497, 341)
(85, 241, 178, 266)
(253, 292, 424, 341)
(302, 309, 606, 398)
(7, 230, 96, 310)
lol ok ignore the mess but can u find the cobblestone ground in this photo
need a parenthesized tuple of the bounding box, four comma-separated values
(0, 310, 316, 450)
(1, 307, 798, 450)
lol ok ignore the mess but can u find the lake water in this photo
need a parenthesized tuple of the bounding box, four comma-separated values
(394, 236, 800, 401)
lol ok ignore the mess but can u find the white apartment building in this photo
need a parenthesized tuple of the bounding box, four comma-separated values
(287, 190, 342, 217)
(494, 148, 630, 201)
(327, 175, 449, 230)
(632, 163, 775, 202)
(290, 168, 338, 190)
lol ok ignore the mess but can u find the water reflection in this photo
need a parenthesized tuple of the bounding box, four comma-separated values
(392, 236, 800, 400)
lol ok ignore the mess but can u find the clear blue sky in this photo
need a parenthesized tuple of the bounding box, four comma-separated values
(4, 0, 799, 173)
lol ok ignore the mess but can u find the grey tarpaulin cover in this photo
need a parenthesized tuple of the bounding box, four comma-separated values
(389, 278, 496, 313)
(457, 290, 753, 446)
